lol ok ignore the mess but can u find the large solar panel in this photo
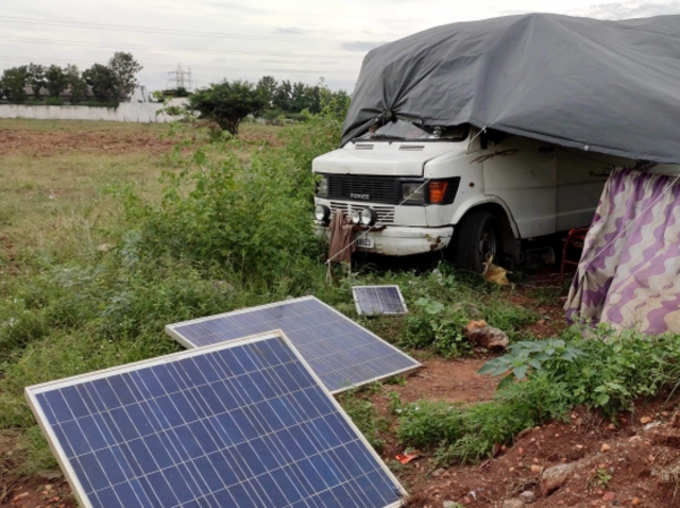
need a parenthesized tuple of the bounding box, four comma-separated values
(26, 332, 407, 508)
(352, 286, 408, 316)
(165, 296, 420, 393)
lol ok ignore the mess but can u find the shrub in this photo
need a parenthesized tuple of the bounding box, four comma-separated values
(190, 81, 265, 135)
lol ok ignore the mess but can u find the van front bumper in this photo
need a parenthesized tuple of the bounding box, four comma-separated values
(317, 224, 454, 256)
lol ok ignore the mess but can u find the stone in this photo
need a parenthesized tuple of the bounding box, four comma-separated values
(639, 416, 652, 424)
(443, 501, 458, 508)
(600, 443, 611, 452)
(530, 464, 542, 473)
(463, 320, 509, 350)
(502, 499, 525, 508)
(541, 462, 579, 495)
(602, 492, 616, 502)
(519, 490, 536, 503)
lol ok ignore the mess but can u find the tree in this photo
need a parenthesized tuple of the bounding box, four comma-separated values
(0, 66, 29, 103)
(64, 65, 87, 103)
(26, 63, 46, 98)
(45, 65, 68, 98)
(108, 52, 142, 100)
(256, 75, 277, 108)
(82, 63, 118, 103)
(273, 80, 292, 112)
(189, 80, 265, 135)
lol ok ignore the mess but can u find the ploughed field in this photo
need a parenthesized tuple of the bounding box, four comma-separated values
(0, 119, 678, 507)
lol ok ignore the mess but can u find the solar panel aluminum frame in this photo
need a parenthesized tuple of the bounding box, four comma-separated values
(164, 295, 421, 394)
(352, 285, 408, 316)
(25, 330, 408, 508)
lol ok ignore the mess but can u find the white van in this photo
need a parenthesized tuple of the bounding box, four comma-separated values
(312, 121, 629, 271)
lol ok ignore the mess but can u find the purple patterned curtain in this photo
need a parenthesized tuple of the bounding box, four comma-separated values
(564, 167, 680, 334)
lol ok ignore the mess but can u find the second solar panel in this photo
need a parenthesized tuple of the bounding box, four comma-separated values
(165, 296, 420, 393)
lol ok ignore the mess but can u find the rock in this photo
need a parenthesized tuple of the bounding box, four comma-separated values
(643, 421, 662, 431)
(97, 243, 113, 252)
(541, 462, 579, 495)
(600, 443, 611, 452)
(443, 501, 458, 508)
(602, 492, 616, 502)
(639, 416, 652, 424)
(463, 320, 509, 350)
(519, 490, 536, 503)
(530, 464, 542, 473)
(631, 497, 641, 505)
(502, 499, 525, 508)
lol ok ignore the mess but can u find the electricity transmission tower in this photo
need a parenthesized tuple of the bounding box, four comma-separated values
(168, 64, 192, 91)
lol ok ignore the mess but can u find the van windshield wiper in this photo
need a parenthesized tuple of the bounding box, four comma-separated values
(361, 134, 405, 141)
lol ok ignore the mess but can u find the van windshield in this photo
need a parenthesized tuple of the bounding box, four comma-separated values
(356, 120, 469, 142)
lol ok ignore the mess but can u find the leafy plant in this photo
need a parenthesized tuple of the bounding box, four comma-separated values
(479, 338, 583, 388)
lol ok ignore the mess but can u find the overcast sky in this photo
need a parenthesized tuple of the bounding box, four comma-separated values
(2, 0, 679, 92)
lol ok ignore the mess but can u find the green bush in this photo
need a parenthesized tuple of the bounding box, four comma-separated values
(482, 325, 680, 416)
(397, 326, 680, 466)
(399, 269, 538, 356)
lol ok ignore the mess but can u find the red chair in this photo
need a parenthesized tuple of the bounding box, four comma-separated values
(560, 227, 589, 274)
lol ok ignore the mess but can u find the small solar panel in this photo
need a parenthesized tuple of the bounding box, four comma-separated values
(165, 296, 420, 393)
(26, 332, 407, 508)
(352, 286, 408, 316)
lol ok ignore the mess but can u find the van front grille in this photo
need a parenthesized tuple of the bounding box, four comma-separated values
(330, 202, 395, 224)
(326, 175, 401, 204)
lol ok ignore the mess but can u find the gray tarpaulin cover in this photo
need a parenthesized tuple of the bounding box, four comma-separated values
(342, 13, 680, 163)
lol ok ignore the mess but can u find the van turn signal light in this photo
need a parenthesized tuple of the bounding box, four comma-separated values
(428, 181, 449, 203)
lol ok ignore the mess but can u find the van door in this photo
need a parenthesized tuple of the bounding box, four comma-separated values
(483, 137, 557, 238)
(556, 148, 618, 231)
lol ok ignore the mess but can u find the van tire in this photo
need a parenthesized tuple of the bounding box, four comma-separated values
(452, 210, 501, 273)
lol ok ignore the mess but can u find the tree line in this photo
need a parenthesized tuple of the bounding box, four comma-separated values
(189, 76, 350, 135)
(0, 52, 142, 106)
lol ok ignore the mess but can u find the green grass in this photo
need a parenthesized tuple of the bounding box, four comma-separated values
(0, 116, 544, 475)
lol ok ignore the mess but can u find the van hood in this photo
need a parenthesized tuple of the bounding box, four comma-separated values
(312, 141, 463, 177)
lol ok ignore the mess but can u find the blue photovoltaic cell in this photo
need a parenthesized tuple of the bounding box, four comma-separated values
(166, 297, 420, 393)
(28, 336, 405, 508)
(352, 286, 408, 316)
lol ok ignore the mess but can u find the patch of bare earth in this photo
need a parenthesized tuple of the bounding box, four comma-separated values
(0, 432, 74, 508)
(0, 128, 174, 157)
(395, 402, 680, 507)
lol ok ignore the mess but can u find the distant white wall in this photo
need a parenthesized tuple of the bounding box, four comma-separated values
(0, 101, 185, 123)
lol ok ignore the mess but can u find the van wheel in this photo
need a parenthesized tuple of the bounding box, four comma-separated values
(452, 210, 501, 273)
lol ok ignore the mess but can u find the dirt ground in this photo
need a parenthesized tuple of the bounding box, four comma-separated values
(0, 125, 175, 157)
(390, 400, 680, 507)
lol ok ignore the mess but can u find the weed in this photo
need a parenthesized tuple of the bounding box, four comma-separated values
(339, 391, 388, 452)
(594, 468, 612, 488)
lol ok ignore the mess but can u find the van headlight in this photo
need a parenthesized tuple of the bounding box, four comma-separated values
(314, 204, 330, 224)
(401, 181, 426, 204)
(316, 174, 329, 198)
(359, 208, 377, 226)
(350, 209, 361, 224)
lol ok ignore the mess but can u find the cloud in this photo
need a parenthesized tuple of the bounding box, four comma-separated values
(340, 41, 385, 52)
(584, 1, 680, 18)
(202, 1, 265, 14)
(275, 26, 304, 34)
